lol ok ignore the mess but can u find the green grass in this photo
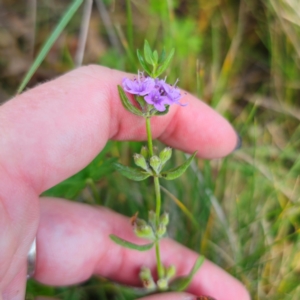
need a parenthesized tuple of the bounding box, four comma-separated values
(1, 0, 300, 299)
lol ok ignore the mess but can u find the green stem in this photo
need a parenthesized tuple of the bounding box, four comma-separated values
(155, 241, 164, 278)
(152, 64, 157, 78)
(146, 117, 154, 156)
(154, 177, 161, 226)
(145, 117, 164, 279)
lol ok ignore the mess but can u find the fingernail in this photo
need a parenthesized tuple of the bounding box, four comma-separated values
(234, 131, 242, 151)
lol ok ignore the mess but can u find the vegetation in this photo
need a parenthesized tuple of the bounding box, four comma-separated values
(1, 0, 300, 299)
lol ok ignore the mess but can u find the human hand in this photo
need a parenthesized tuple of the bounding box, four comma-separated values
(0, 65, 249, 300)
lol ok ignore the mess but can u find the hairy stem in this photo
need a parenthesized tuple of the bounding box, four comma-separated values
(145, 117, 164, 279)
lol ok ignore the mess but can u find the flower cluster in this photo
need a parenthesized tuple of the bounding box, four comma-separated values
(122, 72, 185, 112)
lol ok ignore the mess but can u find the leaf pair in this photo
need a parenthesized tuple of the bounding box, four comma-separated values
(114, 151, 197, 182)
(110, 233, 204, 292)
(137, 40, 175, 78)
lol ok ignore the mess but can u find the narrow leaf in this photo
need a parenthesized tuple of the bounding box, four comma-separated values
(118, 86, 144, 116)
(158, 48, 166, 64)
(137, 49, 151, 75)
(156, 48, 175, 77)
(17, 0, 83, 94)
(135, 95, 146, 110)
(144, 40, 154, 65)
(110, 234, 154, 251)
(169, 256, 205, 291)
(160, 151, 197, 180)
(113, 162, 151, 181)
(153, 50, 159, 64)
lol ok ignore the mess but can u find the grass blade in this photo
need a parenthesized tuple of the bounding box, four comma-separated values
(126, 0, 133, 53)
(75, 0, 93, 67)
(160, 185, 198, 227)
(17, 0, 83, 94)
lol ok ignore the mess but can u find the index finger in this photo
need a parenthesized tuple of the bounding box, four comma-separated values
(0, 65, 238, 193)
(35, 198, 250, 300)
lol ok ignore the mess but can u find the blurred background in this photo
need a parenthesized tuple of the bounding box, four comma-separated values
(1, 0, 300, 299)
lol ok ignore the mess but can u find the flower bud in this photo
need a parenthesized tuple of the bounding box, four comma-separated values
(139, 266, 151, 280)
(149, 155, 161, 174)
(156, 223, 166, 238)
(135, 218, 147, 227)
(139, 267, 156, 290)
(148, 210, 156, 228)
(157, 278, 168, 291)
(165, 265, 176, 279)
(160, 212, 169, 226)
(133, 153, 149, 171)
(140, 146, 149, 158)
(159, 147, 172, 165)
(134, 224, 155, 240)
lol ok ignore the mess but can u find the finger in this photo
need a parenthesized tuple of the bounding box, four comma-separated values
(0, 65, 238, 194)
(2, 266, 26, 300)
(0, 176, 39, 293)
(35, 198, 250, 300)
(138, 292, 195, 300)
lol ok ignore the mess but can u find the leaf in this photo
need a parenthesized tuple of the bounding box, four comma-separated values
(169, 256, 205, 291)
(144, 40, 154, 65)
(118, 86, 144, 116)
(137, 49, 151, 75)
(160, 151, 197, 180)
(153, 50, 159, 64)
(110, 235, 154, 251)
(135, 95, 146, 110)
(156, 48, 175, 77)
(158, 48, 166, 64)
(113, 162, 151, 181)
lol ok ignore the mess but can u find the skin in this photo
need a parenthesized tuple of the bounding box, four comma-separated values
(0, 65, 250, 300)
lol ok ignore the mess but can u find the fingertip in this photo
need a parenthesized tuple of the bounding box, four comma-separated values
(188, 258, 251, 300)
(159, 95, 238, 159)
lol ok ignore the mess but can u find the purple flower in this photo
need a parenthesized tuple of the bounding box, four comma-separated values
(121, 72, 185, 112)
(122, 72, 155, 96)
(162, 83, 182, 104)
(154, 78, 184, 106)
(144, 89, 167, 112)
